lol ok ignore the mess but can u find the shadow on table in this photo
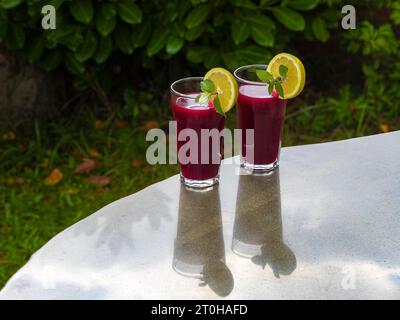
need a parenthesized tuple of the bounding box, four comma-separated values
(72, 188, 173, 259)
(173, 185, 234, 297)
(232, 168, 297, 278)
(0, 274, 108, 300)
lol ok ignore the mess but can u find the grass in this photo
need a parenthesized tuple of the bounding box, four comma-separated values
(0, 104, 179, 288)
(0, 93, 398, 289)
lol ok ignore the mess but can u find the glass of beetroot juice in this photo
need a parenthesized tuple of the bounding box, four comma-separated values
(234, 64, 287, 173)
(170, 77, 225, 189)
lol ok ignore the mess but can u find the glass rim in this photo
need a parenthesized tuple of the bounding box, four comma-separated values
(234, 64, 268, 86)
(170, 76, 204, 99)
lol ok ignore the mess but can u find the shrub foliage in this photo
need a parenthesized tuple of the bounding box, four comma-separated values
(0, 1, 342, 87)
(0, 0, 399, 131)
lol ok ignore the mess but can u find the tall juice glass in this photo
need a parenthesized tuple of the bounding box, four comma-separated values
(234, 65, 287, 173)
(171, 77, 225, 189)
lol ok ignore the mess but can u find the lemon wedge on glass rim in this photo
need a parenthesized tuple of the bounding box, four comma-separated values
(204, 67, 238, 113)
(267, 53, 306, 99)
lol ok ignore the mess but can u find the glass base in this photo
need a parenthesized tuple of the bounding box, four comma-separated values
(180, 175, 219, 189)
(241, 159, 279, 175)
(232, 239, 262, 259)
(172, 259, 203, 279)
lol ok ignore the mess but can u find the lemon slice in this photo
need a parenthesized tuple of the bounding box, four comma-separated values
(267, 53, 306, 99)
(204, 67, 238, 113)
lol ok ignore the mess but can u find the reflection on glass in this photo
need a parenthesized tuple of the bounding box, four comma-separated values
(232, 169, 296, 278)
(173, 185, 234, 297)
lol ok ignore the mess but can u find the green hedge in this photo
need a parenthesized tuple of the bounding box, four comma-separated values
(0, 0, 399, 105)
(0, 1, 342, 89)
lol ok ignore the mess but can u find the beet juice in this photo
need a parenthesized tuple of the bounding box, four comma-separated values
(171, 77, 225, 188)
(234, 65, 287, 172)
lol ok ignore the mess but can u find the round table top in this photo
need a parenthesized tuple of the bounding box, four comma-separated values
(1, 131, 400, 299)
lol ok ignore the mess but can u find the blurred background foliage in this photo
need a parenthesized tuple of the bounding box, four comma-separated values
(0, 0, 400, 288)
(0, 0, 398, 136)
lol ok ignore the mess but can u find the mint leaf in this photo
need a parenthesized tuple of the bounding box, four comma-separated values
(200, 79, 215, 93)
(275, 83, 284, 98)
(279, 65, 288, 77)
(268, 83, 274, 95)
(213, 96, 225, 116)
(256, 70, 274, 83)
(197, 92, 211, 104)
(195, 94, 201, 103)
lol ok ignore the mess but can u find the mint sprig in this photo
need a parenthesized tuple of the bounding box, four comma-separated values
(195, 79, 225, 116)
(256, 65, 288, 98)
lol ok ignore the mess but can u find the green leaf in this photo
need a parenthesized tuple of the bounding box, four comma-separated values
(231, 19, 250, 45)
(166, 36, 184, 55)
(69, 0, 93, 24)
(214, 96, 225, 116)
(201, 79, 215, 93)
(96, 3, 116, 37)
(172, 23, 185, 38)
(177, 0, 192, 20)
(96, 16, 116, 37)
(40, 50, 62, 72)
(256, 70, 274, 83)
(100, 2, 116, 20)
(204, 51, 220, 69)
(282, 0, 319, 11)
(279, 65, 288, 77)
(221, 51, 241, 70)
(268, 83, 274, 95)
(197, 92, 211, 104)
(275, 83, 284, 97)
(147, 27, 169, 56)
(251, 25, 274, 47)
(0, 9, 7, 41)
(46, 25, 73, 42)
(132, 20, 152, 48)
(213, 12, 225, 27)
(6, 24, 25, 50)
(47, 0, 65, 10)
(27, 3, 41, 18)
(321, 9, 342, 23)
(65, 52, 85, 75)
(94, 36, 112, 64)
(231, 0, 258, 9)
(164, 2, 179, 23)
(75, 30, 97, 62)
(25, 35, 45, 63)
(247, 13, 275, 47)
(0, 0, 22, 9)
(272, 7, 305, 31)
(236, 45, 271, 65)
(186, 46, 210, 63)
(185, 24, 206, 41)
(260, 0, 280, 5)
(247, 13, 276, 32)
(114, 24, 134, 55)
(47, 25, 83, 52)
(118, 0, 142, 24)
(184, 4, 210, 29)
(312, 17, 329, 42)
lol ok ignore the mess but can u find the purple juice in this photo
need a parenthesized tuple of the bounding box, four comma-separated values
(237, 85, 287, 167)
(171, 94, 225, 181)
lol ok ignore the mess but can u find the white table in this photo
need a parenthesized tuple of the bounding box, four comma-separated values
(1, 132, 400, 300)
